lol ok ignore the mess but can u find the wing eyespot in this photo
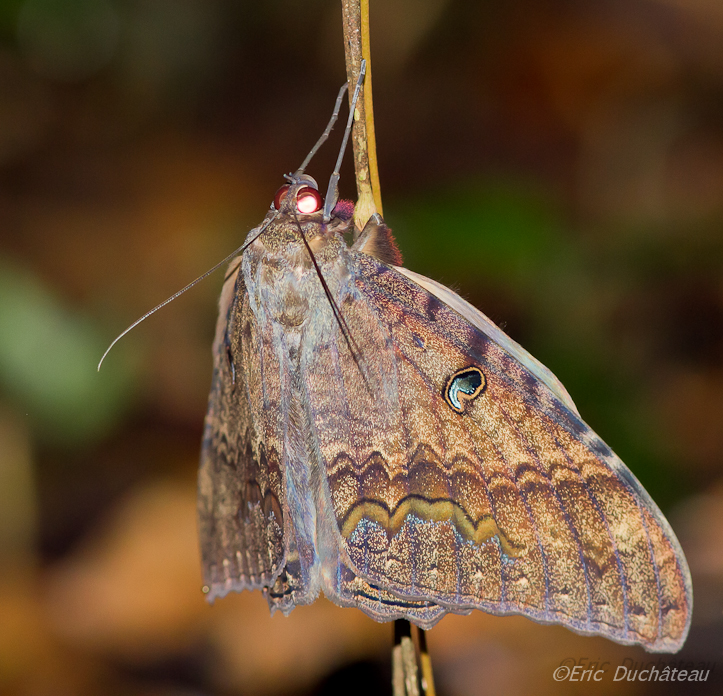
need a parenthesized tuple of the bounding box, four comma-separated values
(444, 366, 486, 412)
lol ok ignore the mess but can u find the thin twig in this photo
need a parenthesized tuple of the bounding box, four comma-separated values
(339, 4, 437, 696)
(392, 622, 406, 696)
(360, 0, 382, 217)
(340, 0, 383, 233)
(418, 629, 437, 696)
(393, 620, 420, 696)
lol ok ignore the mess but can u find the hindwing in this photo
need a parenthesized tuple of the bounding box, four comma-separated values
(307, 252, 692, 653)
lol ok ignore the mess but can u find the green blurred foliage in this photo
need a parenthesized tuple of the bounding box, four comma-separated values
(0, 0, 22, 40)
(0, 260, 138, 446)
(390, 179, 570, 287)
(16, 0, 119, 81)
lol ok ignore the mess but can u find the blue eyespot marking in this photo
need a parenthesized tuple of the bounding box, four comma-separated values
(444, 366, 486, 412)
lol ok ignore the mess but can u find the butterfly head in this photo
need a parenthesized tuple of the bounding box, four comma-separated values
(272, 175, 324, 216)
(269, 176, 354, 234)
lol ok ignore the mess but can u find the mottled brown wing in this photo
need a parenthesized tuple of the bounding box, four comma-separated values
(198, 259, 286, 602)
(309, 252, 692, 653)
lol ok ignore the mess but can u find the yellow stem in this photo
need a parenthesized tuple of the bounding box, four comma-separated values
(360, 0, 383, 217)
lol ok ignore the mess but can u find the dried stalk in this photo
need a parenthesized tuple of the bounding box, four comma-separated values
(393, 620, 420, 696)
(340, 0, 383, 232)
(391, 620, 437, 696)
(339, 4, 437, 696)
(418, 628, 437, 696)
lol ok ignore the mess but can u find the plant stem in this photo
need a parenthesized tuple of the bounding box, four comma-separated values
(340, 0, 383, 232)
(393, 620, 420, 696)
(339, 5, 437, 695)
(418, 629, 437, 696)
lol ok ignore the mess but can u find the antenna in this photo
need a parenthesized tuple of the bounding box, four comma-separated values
(97, 212, 278, 370)
(98, 70, 366, 371)
(323, 59, 366, 222)
(294, 82, 349, 176)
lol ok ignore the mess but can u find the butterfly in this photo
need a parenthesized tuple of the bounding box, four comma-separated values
(197, 81, 692, 655)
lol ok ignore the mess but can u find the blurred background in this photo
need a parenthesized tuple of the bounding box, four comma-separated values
(0, 0, 722, 694)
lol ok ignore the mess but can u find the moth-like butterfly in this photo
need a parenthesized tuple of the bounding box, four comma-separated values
(198, 76, 692, 654)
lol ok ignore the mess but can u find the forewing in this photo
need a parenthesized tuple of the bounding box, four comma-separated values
(318, 253, 691, 653)
(199, 260, 286, 601)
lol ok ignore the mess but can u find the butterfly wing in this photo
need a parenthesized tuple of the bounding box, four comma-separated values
(306, 252, 691, 653)
(198, 258, 287, 602)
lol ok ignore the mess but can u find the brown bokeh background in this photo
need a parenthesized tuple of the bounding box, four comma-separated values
(1, 1, 722, 694)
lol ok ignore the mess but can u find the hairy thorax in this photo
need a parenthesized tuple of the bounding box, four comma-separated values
(243, 221, 351, 329)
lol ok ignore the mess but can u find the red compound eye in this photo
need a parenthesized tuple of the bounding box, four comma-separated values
(273, 184, 291, 210)
(296, 186, 323, 214)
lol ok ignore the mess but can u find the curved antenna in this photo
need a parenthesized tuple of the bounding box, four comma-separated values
(323, 59, 366, 222)
(97, 211, 279, 371)
(294, 83, 349, 177)
(100, 76, 364, 372)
